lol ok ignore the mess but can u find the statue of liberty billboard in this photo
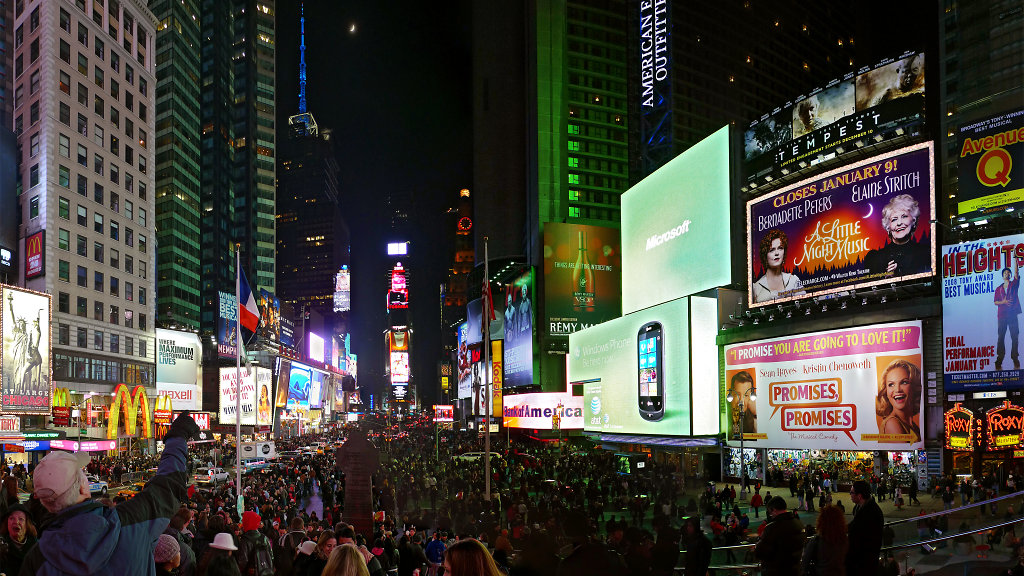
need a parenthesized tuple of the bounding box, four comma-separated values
(2, 286, 51, 414)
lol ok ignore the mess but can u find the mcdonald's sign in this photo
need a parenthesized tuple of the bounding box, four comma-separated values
(154, 394, 173, 424)
(51, 388, 71, 426)
(106, 384, 153, 439)
(25, 231, 44, 279)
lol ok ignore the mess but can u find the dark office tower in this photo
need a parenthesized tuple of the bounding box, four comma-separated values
(632, 2, 857, 177)
(231, 0, 276, 294)
(198, 0, 235, 333)
(0, 0, 14, 283)
(151, 0, 201, 329)
(0, 0, 12, 128)
(940, 0, 1024, 223)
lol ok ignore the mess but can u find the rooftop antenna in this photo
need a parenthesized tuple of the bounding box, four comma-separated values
(298, 2, 307, 114)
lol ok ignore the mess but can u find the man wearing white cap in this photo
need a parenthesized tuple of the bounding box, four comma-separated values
(20, 412, 200, 575)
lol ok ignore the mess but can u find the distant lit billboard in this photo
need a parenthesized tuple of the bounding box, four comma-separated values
(387, 242, 408, 256)
(746, 142, 935, 308)
(434, 404, 454, 422)
(956, 109, 1024, 217)
(334, 267, 351, 312)
(258, 290, 280, 342)
(503, 392, 583, 429)
(543, 223, 621, 338)
(287, 363, 313, 410)
(390, 351, 410, 383)
(217, 291, 238, 359)
(503, 268, 535, 388)
(457, 323, 473, 399)
(309, 333, 325, 363)
(621, 126, 731, 313)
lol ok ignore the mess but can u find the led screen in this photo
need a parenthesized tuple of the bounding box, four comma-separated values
(543, 222, 621, 338)
(287, 363, 313, 410)
(621, 126, 731, 314)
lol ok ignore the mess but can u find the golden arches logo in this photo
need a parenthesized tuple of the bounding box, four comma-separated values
(26, 233, 42, 257)
(52, 388, 71, 408)
(155, 394, 174, 413)
(106, 384, 153, 439)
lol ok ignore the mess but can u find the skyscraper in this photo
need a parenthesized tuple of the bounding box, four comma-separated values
(152, 0, 201, 329)
(15, 0, 158, 396)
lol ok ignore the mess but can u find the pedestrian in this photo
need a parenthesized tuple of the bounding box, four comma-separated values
(0, 503, 37, 576)
(801, 504, 848, 576)
(755, 497, 805, 576)
(682, 516, 712, 576)
(846, 480, 884, 576)
(322, 543, 371, 576)
(21, 413, 199, 574)
(443, 538, 505, 576)
(751, 491, 763, 518)
(155, 533, 182, 576)
(236, 511, 275, 576)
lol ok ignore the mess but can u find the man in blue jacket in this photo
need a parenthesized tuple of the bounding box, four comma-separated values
(21, 412, 199, 576)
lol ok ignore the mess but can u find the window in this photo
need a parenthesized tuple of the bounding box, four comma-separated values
(14, 54, 22, 78)
(60, 71, 71, 95)
(125, 228, 133, 247)
(110, 249, 119, 269)
(94, 95, 104, 116)
(110, 135, 119, 156)
(109, 276, 118, 297)
(109, 305, 119, 324)
(76, 234, 87, 256)
(124, 200, 132, 221)
(94, 125, 104, 147)
(29, 196, 39, 219)
(138, 339, 146, 358)
(60, 40, 71, 63)
(138, 208, 146, 227)
(125, 281, 133, 302)
(77, 144, 87, 166)
(77, 265, 87, 287)
(58, 229, 70, 251)
(138, 287, 145, 304)
(125, 64, 134, 84)
(60, 8, 71, 32)
(29, 132, 39, 156)
(29, 70, 40, 94)
(93, 300, 103, 321)
(59, 260, 70, 282)
(60, 103, 71, 125)
(29, 102, 39, 124)
(94, 183, 103, 204)
(15, 25, 22, 48)
(110, 164, 118, 185)
(94, 66, 103, 88)
(139, 260, 146, 279)
(14, 84, 23, 106)
(138, 182, 146, 200)
(77, 328, 87, 348)
(139, 156, 146, 174)
(125, 91, 133, 112)
(29, 6, 39, 31)
(139, 78, 147, 96)
(124, 146, 132, 164)
(78, 53, 88, 75)
(124, 256, 133, 274)
(94, 213, 103, 233)
(110, 334, 119, 354)
(139, 104, 147, 122)
(124, 310, 133, 328)
(110, 107, 119, 127)
(138, 129, 147, 149)
(124, 173, 132, 193)
(77, 205, 87, 226)
(30, 38, 39, 62)
(94, 332, 103, 351)
(125, 118, 133, 139)
(77, 82, 88, 105)
(59, 197, 70, 219)
(78, 112, 88, 136)
(138, 235, 146, 253)
(110, 220, 118, 240)
(94, 154, 103, 175)
(110, 192, 119, 213)
(94, 271, 103, 291)
(111, 52, 119, 73)
(29, 164, 39, 187)
(139, 314, 147, 331)
(59, 325, 70, 346)
(110, 79, 118, 100)
(59, 166, 71, 188)
(77, 296, 87, 317)
(77, 174, 88, 196)
(94, 242, 103, 263)
(78, 23, 89, 46)
(95, 38, 105, 60)
(59, 134, 70, 158)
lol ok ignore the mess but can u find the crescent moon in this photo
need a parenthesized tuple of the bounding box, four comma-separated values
(863, 203, 874, 219)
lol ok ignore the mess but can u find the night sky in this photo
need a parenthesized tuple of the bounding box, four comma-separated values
(275, 0, 473, 408)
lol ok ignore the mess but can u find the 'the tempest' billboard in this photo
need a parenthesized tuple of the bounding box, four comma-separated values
(1, 285, 52, 414)
(956, 109, 1024, 217)
(543, 223, 621, 338)
(723, 320, 924, 450)
(941, 234, 1024, 391)
(746, 142, 935, 307)
(622, 126, 731, 314)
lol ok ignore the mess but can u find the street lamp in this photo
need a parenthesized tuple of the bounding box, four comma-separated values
(726, 386, 756, 497)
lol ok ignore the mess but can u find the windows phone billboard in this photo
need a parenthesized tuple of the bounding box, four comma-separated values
(621, 125, 732, 313)
(570, 298, 704, 435)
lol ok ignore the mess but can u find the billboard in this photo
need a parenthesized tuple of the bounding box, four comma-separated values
(502, 392, 584, 430)
(457, 322, 473, 399)
(388, 263, 409, 310)
(218, 366, 273, 426)
(942, 234, 1024, 391)
(434, 404, 454, 422)
(390, 352, 410, 383)
(723, 320, 924, 450)
(944, 403, 978, 451)
(156, 329, 201, 410)
(309, 332, 325, 363)
(744, 51, 926, 183)
(217, 291, 238, 359)
(286, 362, 313, 410)
(747, 142, 935, 308)
(1, 285, 51, 414)
(637, 0, 672, 172)
(573, 298, 692, 435)
(543, 223, 621, 338)
(24, 231, 44, 279)
(956, 109, 1024, 217)
(503, 268, 535, 388)
(334, 266, 351, 312)
(258, 290, 280, 342)
(309, 371, 324, 409)
(622, 126, 731, 314)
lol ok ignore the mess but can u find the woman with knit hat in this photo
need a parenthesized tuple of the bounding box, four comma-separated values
(154, 533, 182, 576)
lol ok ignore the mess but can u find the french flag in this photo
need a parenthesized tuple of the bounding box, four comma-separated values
(238, 267, 261, 332)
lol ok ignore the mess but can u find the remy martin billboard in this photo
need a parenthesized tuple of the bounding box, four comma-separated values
(543, 223, 621, 339)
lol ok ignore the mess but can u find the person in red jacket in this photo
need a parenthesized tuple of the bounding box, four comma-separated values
(750, 491, 764, 518)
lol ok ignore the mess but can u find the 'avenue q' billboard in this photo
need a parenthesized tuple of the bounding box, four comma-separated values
(724, 320, 924, 451)
(747, 142, 935, 308)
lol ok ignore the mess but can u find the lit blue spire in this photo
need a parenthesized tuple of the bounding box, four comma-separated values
(298, 2, 307, 114)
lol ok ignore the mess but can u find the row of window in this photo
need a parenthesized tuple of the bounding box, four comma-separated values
(54, 352, 154, 387)
(56, 289, 147, 329)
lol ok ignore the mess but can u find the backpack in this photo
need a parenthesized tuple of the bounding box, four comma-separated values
(247, 534, 274, 576)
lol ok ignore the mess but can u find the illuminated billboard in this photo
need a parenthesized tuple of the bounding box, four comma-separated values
(218, 366, 273, 426)
(334, 266, 351, 312)
(258, 290, 280, 342)
(390, 352, 410, 383)
(956, 109, 1024, 217)
(457, 322, 473, 399)
(723, 320, 924, 450)
(309, 371, 324, 409)
(156, 329, 202, 411)
(744, 51, 926, 183)
(622, 126, 731, 314)
(434, 404, 454, 422)
(503, 268, 535, 388)
(217, 291, 238, 359)
(543, 223, 621, 338)
(747, 142, 935, 308)
(388, 263, 409, 310)
(287, 362, 313, 410)
(1, 285, 52, 414)
(572, 298, 694, 436)
(24, 231, 43, 279)
(309, 333, 325, 363)
(942, 234, 1024, 391)
(637, 0, 672, 172)
(503, 392, 583, 430)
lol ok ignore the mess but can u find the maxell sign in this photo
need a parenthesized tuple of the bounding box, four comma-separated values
(156, 328, 202, 410)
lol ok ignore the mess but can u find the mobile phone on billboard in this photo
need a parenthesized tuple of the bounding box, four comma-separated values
(637, 321, 665, 421)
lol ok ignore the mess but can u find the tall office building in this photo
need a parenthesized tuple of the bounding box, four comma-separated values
(151, 0, 201, 329)
(0, 0, 16, 284)
(15, 0, 158, 395)
(0, 0, 12, 127)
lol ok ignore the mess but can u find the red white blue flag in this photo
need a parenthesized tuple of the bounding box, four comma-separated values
(238, 267, 261, 332)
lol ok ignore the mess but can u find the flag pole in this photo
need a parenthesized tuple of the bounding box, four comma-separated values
(483, 237, 491, 503)
(235, 244, 243, 502)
